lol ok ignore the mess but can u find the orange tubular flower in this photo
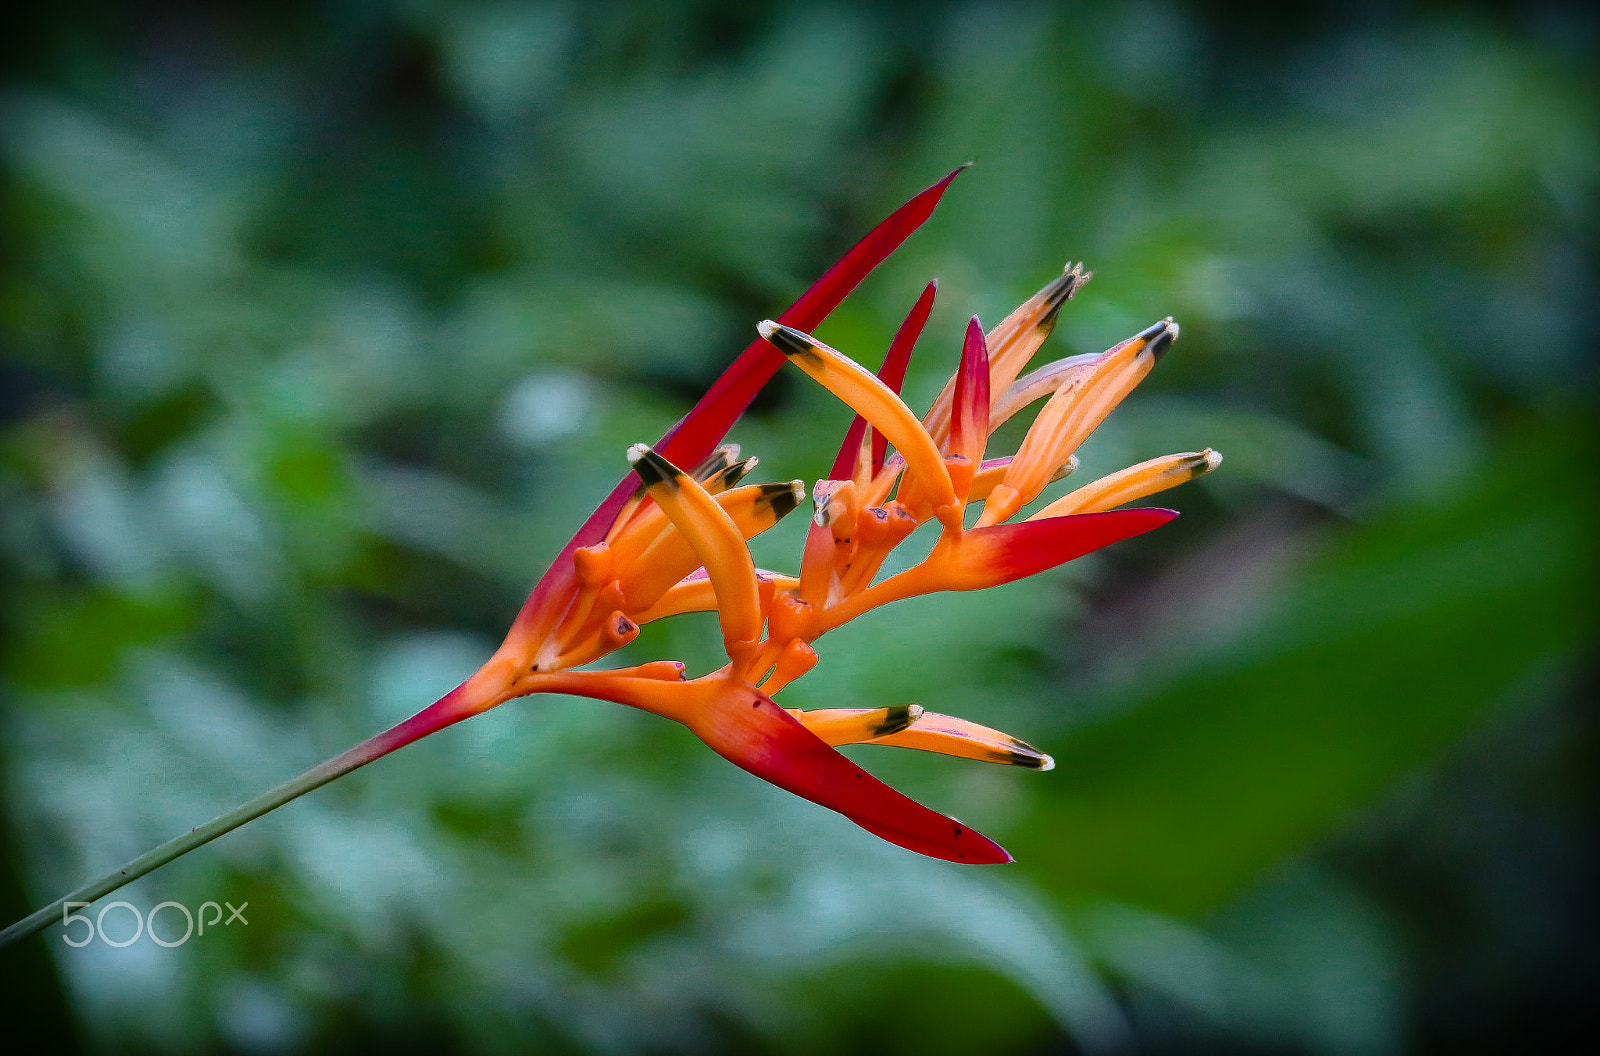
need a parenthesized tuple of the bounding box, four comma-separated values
(1, 170, 1225, 949)
(426, 173, 1220, 865)
(740, 306, 1211, 823)
(476, 259, 1212, 865)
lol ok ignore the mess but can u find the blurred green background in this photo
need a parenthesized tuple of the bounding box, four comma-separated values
(1, 1, 1595, 1053)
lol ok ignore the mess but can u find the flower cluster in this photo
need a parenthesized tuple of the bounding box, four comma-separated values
(429, 174, 1219, 864)
(0, 170, 1219, 949)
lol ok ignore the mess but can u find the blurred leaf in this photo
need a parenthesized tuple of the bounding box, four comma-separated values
(3, 586, 194, 689)
(1015, 411, 1599, 915)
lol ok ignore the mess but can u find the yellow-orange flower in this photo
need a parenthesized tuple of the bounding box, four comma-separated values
(440, 245, 1219, 864)
(365, 163, 1223, 866)
(1, 169, 1231, 951)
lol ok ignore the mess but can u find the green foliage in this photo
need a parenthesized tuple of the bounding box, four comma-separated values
(0, 2, 1593, 1053)
(1018, 413, 1598, 915)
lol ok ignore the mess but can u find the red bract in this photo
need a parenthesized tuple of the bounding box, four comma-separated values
(399, 181, 1221, 863)
(949, 316, 991, 472)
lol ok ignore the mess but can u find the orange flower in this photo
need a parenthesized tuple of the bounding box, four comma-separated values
(441, 254, 1218, 865)
(2, 170, 1226, 951)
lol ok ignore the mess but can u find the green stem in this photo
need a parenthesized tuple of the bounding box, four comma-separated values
(0, 676, 494, 949)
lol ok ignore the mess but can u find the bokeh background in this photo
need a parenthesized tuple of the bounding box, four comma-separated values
(1, 1, 1595, 1053)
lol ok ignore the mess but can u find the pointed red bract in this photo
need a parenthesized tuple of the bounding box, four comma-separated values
(507, 168, 967, 642)
(671, 168, 964, 472)
(829, 280, 938, 480)
(872, 282, 932, 475)
(947, 508, 1178, 590)
(949, 315, 991, 465)
(692, 685, 1011, 864)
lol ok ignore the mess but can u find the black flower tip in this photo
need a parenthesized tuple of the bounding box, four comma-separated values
(758, 480, 806, 520)
(626, 444, 682, 488)
(1137, 317, 1179, 362)
(1037, 262, 1093, 332)
(718, 456, 759, 489)
(757, 320, 820, 361)
(872, 703, 924, 737)
(691, 444, 740, 483)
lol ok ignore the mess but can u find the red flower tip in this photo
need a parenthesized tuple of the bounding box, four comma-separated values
(949, 315, 991, 470)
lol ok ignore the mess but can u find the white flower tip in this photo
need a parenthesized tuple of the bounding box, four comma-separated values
(1189, 448, 1223, 477)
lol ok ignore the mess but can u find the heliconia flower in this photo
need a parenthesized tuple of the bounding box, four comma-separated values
(514, 263, 1214, 864)
(497, 267, 1213, 865)
(2, 169, 1221, 946)
(735, 301, 1214, 830)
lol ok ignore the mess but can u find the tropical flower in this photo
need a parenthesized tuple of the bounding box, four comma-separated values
(1, 167, 1217, 944)
(422, 193, 1219, 863)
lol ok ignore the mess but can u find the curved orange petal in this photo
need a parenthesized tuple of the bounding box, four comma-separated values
(868, 712, 1053, 769)
(690, 684, 1011, 864)
(1032, 450, 1221, 518)
(628, 445, 765, 655)
(794, 704, 924, 745)
(760, 321, 955, 514)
